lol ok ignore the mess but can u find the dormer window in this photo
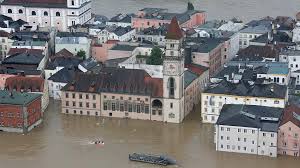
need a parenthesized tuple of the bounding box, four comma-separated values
(8, 9, 12, 13)
(170, 44, 175, 48)
(71, 0, 75, 5)
(18, 9, 23, 14)
(44, 11, 48, 16)
(32, 11, 36, 16)
(56, 12, 61, 17)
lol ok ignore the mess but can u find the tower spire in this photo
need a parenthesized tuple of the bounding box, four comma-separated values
(165, 17, 183, 40)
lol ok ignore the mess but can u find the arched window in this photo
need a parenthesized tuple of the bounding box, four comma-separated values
(56, 12, 60, 17)
(8, 9, 12, 13)
(18, 9, 23, 14)
(32, 11, 36, 16)
(44, 11, 48, 16)
(168, 77, 175, 97)
(71, 0, 74, 5)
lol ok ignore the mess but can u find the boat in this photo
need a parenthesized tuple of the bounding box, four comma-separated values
(129, 153, 176, 166)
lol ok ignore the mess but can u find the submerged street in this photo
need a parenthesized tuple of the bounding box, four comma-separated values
(0, 100, 299, 168)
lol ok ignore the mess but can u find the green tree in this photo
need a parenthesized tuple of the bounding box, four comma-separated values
(77, 50, 86, 59)
(146, 47, 163, 65)
(187, 2, 195, 11)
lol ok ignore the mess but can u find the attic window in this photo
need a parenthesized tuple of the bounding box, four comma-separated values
(56, 12, 61, 17)
(44, 11, 48, 16)
(8, 9, 12, 13)
(18, 9, 23, 14)
(32, 11, 36, 16)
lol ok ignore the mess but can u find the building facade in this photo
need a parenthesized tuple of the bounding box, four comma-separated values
(0, 0, 92, 31)
(278, 105, 300, 157)
(201, 81, 288, 123)
(0, 90, 42, 133)
(215, 104, 283, 157)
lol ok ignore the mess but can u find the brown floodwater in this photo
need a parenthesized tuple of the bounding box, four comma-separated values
(0, 100, 299, 168)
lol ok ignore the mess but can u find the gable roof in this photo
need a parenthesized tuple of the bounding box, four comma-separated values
(280, 104, 300, 127)
(185, 63, 208, 75)
(51, 48, 74, 59)
(48, 67, 78, 83)
(62, 68, 163, 97)
(184, 70, 198, 89)
(165, 17, 183, 40)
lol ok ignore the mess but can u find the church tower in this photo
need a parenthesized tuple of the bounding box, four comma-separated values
(293, 12, 300, 44)
(163, 17, 185, 123)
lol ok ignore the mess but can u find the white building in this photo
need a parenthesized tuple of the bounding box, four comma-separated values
(98, 26, 135, 44)
(239, 25, 270, 48)
(0, 30, 14, 60)
(106, 14, 133, 28)
(279, 48, 300, 72)
(48, 67, 77, 99)
(215, 104, 283, 157)
(0, 0, 92, 31)
(201, 81, 287, 123)
(292, 13, 300, 43)
(55, 32, 91, 57)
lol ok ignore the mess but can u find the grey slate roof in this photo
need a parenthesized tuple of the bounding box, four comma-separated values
(250, 31, 292, 44)
(109, 14, 134, 23)
(205, 80, 287, 99)
(112, 26, 134, 36)
(46, 56, 82, 70)
(0, 90, 41, 106)
(186, 37, 225, 53)
(213, 66, 255, 82)
(216, 104, 283, 132)
(280, 49, 300, 56)
(0, 67, 41, 75)
(110, 44, 137, 51)
(184, 70, 199, 89)
(48, 67, 78, 83)
(2, 52, 44, 65)
(240, 25, 270, 34)
(56, 32, 88, 37)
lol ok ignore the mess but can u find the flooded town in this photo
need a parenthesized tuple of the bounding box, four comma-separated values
(0, 0, 300, 167)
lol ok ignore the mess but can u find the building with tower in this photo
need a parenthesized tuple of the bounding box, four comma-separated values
(162, 17, 186, 123)
(0, 0, 92, 31)
(60, 17, 209, 123)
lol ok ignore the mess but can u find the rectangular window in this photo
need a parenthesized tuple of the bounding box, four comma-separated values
(103, 102, 108, 110)
(137, 104, 141, 113)
(72, 93, 75, 98)
(72, 101, 76, 107)
(128, 104, 132, 112)
(170, 103, 173, 108)
(79, 102, 82, 107)
(120, 103, 124, 111)
(93, 94, 96, 100)
(66, 101, 69, 106)
(93, 103, 96, 108)
(79, 94, 82, 99)
(86, 94, 89, 99)
(112, 103, 116, 111)
(145, 105, 149, 114)
(65, 93, 69, 98)
(86, 102, 89, 108)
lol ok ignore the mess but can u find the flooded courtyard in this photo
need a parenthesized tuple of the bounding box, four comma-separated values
(0, 100, 299, 168)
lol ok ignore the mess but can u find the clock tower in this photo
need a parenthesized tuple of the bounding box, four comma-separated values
(163, 17, 185, 123)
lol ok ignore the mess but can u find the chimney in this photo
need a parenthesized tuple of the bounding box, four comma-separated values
(4, 20, 9, 28)
(267, 31, 273, 43)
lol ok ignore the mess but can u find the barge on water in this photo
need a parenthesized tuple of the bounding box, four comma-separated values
(129, 153, 176, 166)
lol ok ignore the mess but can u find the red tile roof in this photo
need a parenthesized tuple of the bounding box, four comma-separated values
(7, 48, 43, 56)
(280, 104, 300, 127)
(165, 17, 183, 40)
(185, 64, 209, 76)
(144, 77, 163, 98)
(5, 76, 44, 92)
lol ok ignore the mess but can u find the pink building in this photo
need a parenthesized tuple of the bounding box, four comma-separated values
(278, 105, 300, 157)
(91, 40, 118, 62)
(132, 7, 206, 31)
